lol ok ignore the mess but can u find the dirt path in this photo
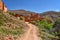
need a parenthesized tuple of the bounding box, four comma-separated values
(17, 22, 42, 40)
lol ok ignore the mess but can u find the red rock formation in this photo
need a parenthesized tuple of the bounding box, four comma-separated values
(14, 13, 43, 23)
(0, 0, 8, 12)
(14, 14, 21, 17)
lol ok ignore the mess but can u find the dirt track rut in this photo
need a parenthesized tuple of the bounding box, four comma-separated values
(17, 22, 42, 40)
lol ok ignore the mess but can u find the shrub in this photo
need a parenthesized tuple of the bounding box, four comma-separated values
(20, 16, 24, 20)
(34, 19, 53, 30)
(9, 12, 14, 16)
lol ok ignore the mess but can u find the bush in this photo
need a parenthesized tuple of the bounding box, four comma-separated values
(20, 16, 24, 20)
(35, 19, 53, 30)
(9, 12, 14, 16)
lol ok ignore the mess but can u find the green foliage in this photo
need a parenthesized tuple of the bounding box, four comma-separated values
(9, 12, 14, 16)
(35, 19, 53, 30)
(0, 10, 23, 36)
(33, 19, 57, 40)
(0, 11, 4, 26)
(0, 26, 23, 36)
(0, 10, 25, 40)
(20, 16, 24, 20)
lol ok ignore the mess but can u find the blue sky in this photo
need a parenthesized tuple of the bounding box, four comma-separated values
(3, 0, 60, 13)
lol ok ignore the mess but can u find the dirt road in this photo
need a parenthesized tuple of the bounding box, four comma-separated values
(17, 22, 42, 40)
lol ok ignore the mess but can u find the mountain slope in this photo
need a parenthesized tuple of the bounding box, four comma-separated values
(10, 10, 60, 21)
(41, 11, 60, 22)
(0, 10, 28, 40)
(9, 10, 40, 16)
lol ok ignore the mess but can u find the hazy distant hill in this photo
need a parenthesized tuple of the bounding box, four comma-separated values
(41, 11, 60, 22)
(9, 10, 39, 16)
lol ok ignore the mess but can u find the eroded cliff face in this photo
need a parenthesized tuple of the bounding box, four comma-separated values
(14, 13, 43, 24)
(0, 1, 4, 10)
(0, 0, 8, 12)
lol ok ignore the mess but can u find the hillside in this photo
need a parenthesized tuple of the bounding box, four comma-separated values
(9, 10, 60, 21)
(9, 10, 39, 16)
(9, 10, 60, 23)
(40, 11, 60, 22)
(9, 10, 42, 23)
(8, 10, 60, 40)
(0, 10, 28, 40)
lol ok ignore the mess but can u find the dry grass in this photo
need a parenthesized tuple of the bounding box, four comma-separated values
(0, 10, 28, 40)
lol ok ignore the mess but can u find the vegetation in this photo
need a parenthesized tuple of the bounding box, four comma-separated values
(53, 19, 60, 40)
(0, 26, 23, 36)
(20, 16, 24, 20)
(33, 19, 59, 40)
(0, 10, 60, 40)
(34, 19, 53, 29)
(0, 10, 4, 26)
(9, 12, 14, 16)
(0, 10, 27, 40)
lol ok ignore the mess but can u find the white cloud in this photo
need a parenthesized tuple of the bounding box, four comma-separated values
(55, 9, 60, 12)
